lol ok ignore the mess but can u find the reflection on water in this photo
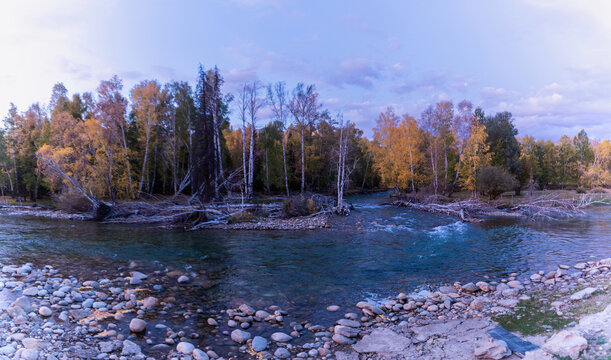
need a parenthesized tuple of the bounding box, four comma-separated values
(1, 193, 611, 326)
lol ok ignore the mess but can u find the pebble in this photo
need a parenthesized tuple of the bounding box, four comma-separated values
(274, 347, 291, 358)
(230, 329, 251, 344)
(177, 342, 195, 354)
(271, 332, 293, 342)
(38, 306, 52, 317)
(193, 348, 209, 360)
(129, 318, 147, 333)
(251, 336, 268, 351)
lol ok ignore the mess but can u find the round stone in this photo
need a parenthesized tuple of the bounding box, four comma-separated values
(129, 318, 147, 333)
(177, 342, 195, 354)
(274, 347, 291, 359)
(38, 306, 52, 317)
(192, 349, 209, 360)
(271, 332, 293, 342)
(251, 336, 268, 352)
(230, 329, 251, 344)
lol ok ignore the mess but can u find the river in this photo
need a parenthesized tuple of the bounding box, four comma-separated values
(0, 192, 610, 353)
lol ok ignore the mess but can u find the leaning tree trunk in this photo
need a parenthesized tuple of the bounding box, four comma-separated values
(36, 154, 114, 220)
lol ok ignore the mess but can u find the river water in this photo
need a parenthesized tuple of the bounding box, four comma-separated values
(0, 192, 610, 352)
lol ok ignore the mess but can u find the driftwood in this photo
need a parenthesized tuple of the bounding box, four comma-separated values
(35, 154, 114, 220)
(393, 198, 488, 222)
(393, 193, 611, 222)
(509, 193, 610, 219)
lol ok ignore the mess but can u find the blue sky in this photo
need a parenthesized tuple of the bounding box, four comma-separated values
(1, 0, 611, 140)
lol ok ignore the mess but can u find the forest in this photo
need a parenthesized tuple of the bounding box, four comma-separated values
(1, 66, 610, 212)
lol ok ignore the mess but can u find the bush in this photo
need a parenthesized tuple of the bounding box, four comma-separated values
(477, 166, 519, 200)
(283, 196, 320, 217)
(227, 211, 256, 224)
(52, 192, 92, 213)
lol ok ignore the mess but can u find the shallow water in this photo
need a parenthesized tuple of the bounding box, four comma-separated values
(0, 193, 610, 351)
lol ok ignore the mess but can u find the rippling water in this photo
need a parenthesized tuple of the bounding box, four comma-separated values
(0, 193, 610, 340)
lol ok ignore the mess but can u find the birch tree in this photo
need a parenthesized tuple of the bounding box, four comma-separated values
(336, 113, 349, 214)
(95, 76, 131, 199)
(268, 81, 290, 196)
(450, 100, 473, 194)
(246, 81, 265, 198)
(130, 80, 168, 194)
(289, 83, 319, 194)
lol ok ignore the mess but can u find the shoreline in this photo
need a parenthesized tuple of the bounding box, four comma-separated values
(0, 205, 331, 231)
(1, 256, 608, 359)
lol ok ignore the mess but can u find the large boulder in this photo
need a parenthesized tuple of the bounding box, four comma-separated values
(473, 337, 511, 359)
(352, 328, 411, 354)
(570, 287, 597, 301)
(543, 330, 587, 359)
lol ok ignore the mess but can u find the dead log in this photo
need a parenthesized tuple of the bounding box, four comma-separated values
(36, 154, 115, 220)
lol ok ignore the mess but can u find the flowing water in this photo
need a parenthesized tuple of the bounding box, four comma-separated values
(0, 192, 610, 352)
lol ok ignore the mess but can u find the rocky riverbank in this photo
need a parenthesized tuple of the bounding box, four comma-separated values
(0, 205, 331, 231)
(197, 214, 330, 230)
(0, 258, 609, 360)
(327, 257, 611, 360)
(0, 206, 88, 221)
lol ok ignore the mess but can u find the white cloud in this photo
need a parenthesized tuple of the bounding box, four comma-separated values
(329, 58, 384, 89)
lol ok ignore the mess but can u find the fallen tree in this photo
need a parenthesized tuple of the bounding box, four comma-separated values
(31, 152, 337, 229)
(35, 153, 114, 220)
(508, 193, 611, 219)
(392, 193, 611, 222)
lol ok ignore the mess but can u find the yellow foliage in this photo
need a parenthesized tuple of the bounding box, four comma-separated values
(459, 120, 490, 194)
(372, 109, 424, 190)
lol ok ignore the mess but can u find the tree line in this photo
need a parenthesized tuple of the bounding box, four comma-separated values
(372, 101, 609, 199)
(1, 66, 609, 207)
(0, 66, 371, 206)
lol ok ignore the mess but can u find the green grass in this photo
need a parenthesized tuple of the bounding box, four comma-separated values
(494, 295, 575, 336)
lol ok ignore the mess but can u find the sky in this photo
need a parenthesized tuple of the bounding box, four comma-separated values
(1, 0, 611, 140)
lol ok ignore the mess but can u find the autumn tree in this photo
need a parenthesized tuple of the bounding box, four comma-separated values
(557, 135, 578, 186)
(459, 119, 490, 196)
(401, 114, 425, 192)
(130, 80, 169, 194)
(450, 101, 474, 194)
(373, 109, 399, 189)
(585, 140, 611, 187)
(573, 129, 594, 184)
(95, 76, 131, 199)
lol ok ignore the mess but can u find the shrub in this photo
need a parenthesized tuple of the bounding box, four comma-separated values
(477, 166, 519, 200)
(52, 192, 92, 213)
(283, 196, 320, 217)
(227, 211, 256, 224)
